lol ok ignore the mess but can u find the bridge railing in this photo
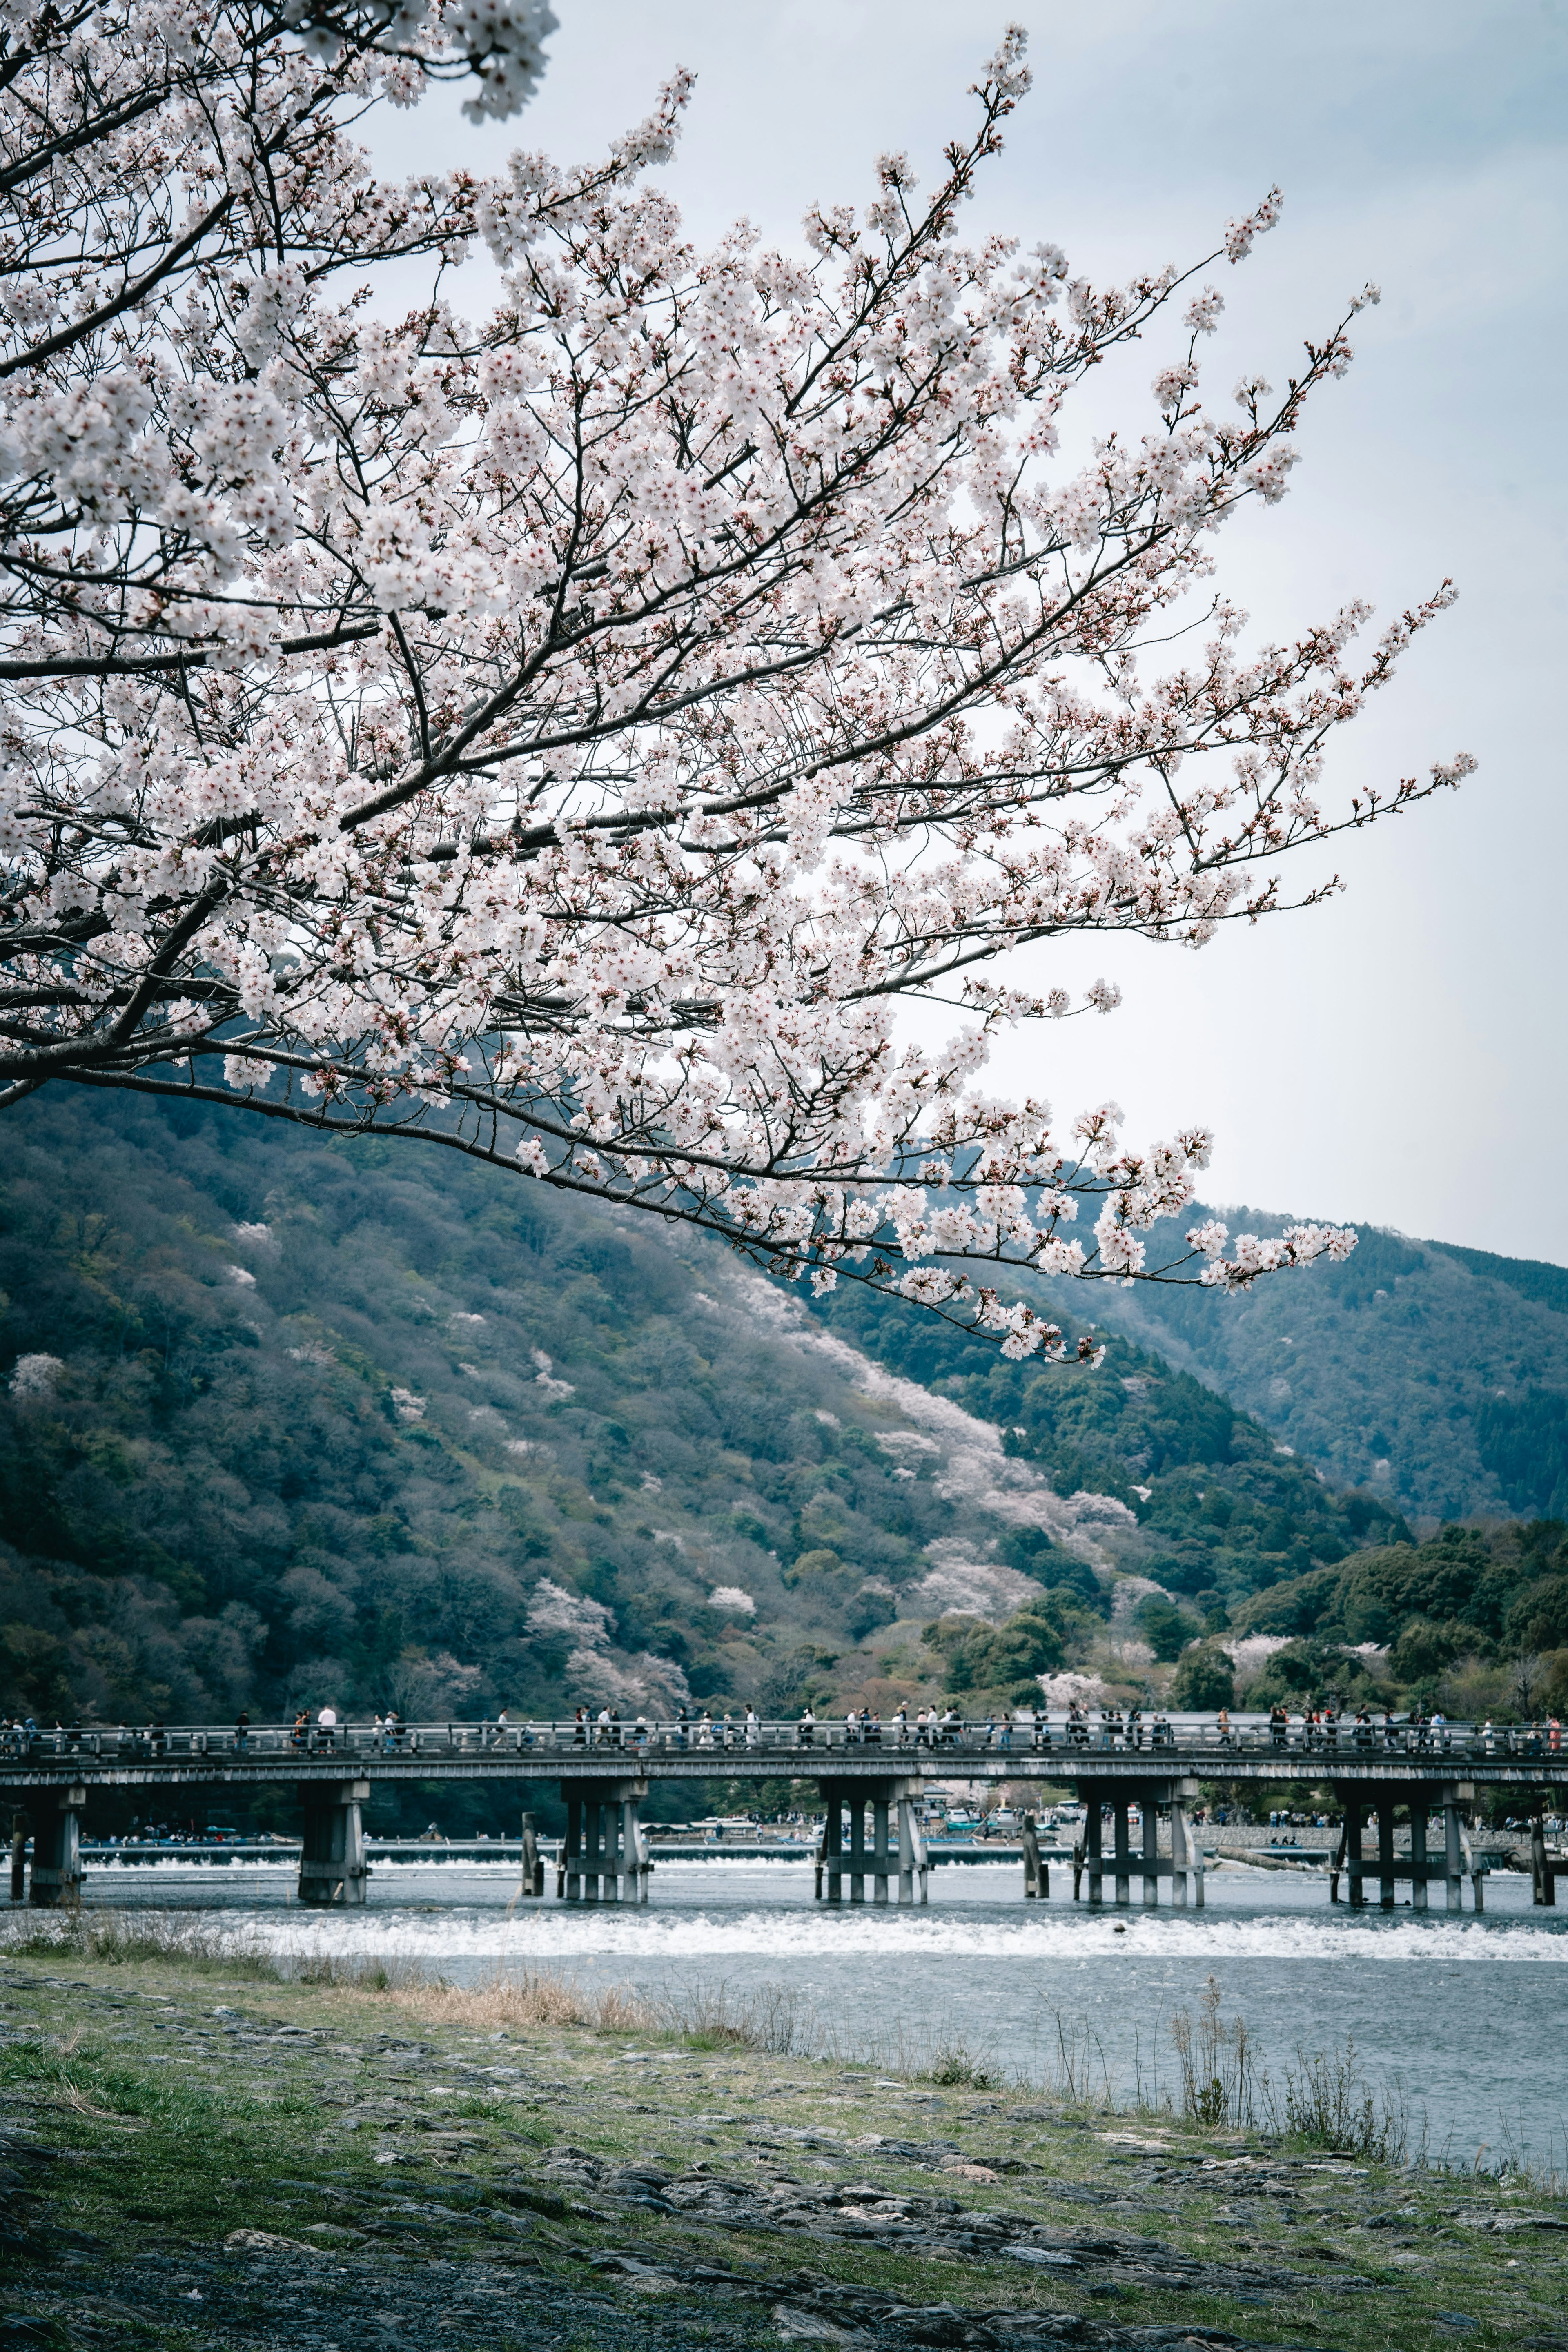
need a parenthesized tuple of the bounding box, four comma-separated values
(0, 1714, 1561, 1765)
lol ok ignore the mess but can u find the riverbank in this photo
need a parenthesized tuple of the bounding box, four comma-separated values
(1, 1920, 1563, 2350)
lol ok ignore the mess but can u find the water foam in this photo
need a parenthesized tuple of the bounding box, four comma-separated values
(181, 1904, 1568, 1965)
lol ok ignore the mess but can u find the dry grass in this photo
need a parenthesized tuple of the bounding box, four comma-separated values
(400, 1966, 660, 2035)
(0, 1911, 285, 1976)
(1172, 1976, 1256, 2129)
(394, 1967, 816, 2053)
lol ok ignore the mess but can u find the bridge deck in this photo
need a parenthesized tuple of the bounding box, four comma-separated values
(1, 1715, 1562, 1792)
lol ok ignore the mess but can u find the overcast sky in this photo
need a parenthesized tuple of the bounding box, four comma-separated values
(376, 0, 1567, 1264)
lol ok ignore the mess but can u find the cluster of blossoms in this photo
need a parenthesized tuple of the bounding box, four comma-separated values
(0, 15, 1469, 1353)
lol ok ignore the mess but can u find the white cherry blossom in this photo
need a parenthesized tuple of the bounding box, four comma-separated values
(0, 19, 1472, 1357)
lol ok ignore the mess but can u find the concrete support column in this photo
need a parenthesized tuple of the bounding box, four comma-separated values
(1411, 1805, 1430, 1912)
(1166, 1784, 1204, 1909)
(1141, 1793, 1160, 1909)
(1464, 1809, 1485, 1913)
(1022, 1812, 1044, 1900)
(816, 1780, 921, 1904)
(519, 1811, 543, 1900)
(1112, 1794, 1131, 1907)
(1083, 1788, 1103, 1904)
(620, 1796, 648, 1905)
(895, 1795, 927, 1907)
(1376, 1797, 1396, 1911)
(10, 1809, 30, 1903)
(1444, 1799, 1464, 1913)
(297, 1780, 369, 1907)
(558, 1780, 647, 1904)
(822, 1782, 844, 1905)
(1344, 1792, 1365, 1909)
(1533, 1813, 1556, 1907)
(29, 1786, 86, 1909)
(561, 1788, 582, 1901)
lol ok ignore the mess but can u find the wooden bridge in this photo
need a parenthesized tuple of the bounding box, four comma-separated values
(4, 1715, 1563, 1913)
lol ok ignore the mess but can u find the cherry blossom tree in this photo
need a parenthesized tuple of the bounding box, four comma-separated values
(0, 16, 1471, 1359)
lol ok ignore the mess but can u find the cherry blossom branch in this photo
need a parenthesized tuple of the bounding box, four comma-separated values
(0, 19, 1467, 1359)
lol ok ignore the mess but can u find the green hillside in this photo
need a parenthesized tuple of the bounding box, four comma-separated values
(0, 1092, 1560, 1796)
(808, 1283, 1411, 1615)
(0, 1091, 964, 1736)
(1036, 1212, 1568, 1521)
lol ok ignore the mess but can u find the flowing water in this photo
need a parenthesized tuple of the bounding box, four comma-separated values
(63, 1853, 1568, 2170)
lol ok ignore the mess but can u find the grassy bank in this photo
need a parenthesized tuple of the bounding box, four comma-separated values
(0, 1916, 1562, 2352)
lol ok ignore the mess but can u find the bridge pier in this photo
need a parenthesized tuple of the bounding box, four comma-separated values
(1376, 1795, 1398, 1909)
(1533, 1811, 1557, 1907)
(1336, 1782, 1477, 1911)
(298, 1779, 368, 1907)
(28, 1785, 85, 1907)
(1075, 1780, 1202, 1907)
(1022, 1811, 1047, 1899)
(817, 1780, 925, 1905)
(558, 1779, 648, 1903)
(1411, 1804, 1430, 1912)
(518, 1810, 545, 1899)
(1170, 1789, 1205, 1908)
(1448, 1797, 1476, 1910)
(10, 1809, 29, 1902)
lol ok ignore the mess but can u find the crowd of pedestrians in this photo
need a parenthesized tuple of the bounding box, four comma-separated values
(2, 1704, 1562, 1760)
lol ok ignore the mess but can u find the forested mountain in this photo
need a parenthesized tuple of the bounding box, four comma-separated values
(0, 1091, 1561, 1757)
(1025, 1214, 1568, 1523)
(0, 1091, 1403, 1733)
(807, 1285, 1568, 1726)
(807, 1285, 1410, 1620)
(0, 1089, 965, 1732)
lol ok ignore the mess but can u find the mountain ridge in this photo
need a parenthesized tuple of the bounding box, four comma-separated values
(0, 1093, 1404, 1720)
(0, 1089, 1560, 1787)
(1011, 1207, 1568, 1522)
